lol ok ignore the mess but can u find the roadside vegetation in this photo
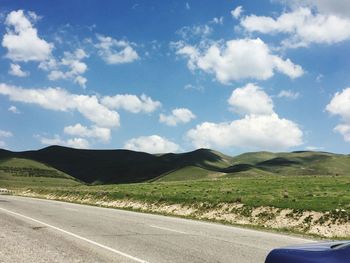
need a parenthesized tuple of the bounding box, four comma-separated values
(5, 175, 349, 212)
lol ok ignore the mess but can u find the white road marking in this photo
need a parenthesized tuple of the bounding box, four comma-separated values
(149, 225, 188, 235)
(0, 207, 148, 263)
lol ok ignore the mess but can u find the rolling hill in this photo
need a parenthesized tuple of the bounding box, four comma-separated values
(0, 157, 80, 188)
(0, 146, 349, 184)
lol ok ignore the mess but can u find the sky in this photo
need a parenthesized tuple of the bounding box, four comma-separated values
(0, 0, 350, 155)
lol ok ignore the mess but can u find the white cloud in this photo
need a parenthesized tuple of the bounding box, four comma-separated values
(241, 7, 350, 48)
(8, 105, 20, 114)
(176, 25, 213, 40)
(288, 0, 350, 18)
(277, 89, 300, 100)
(42, 48, 88, 88)
(39, 135, 90, 149)
(176, 16, 225, 41)
(2, 10, 53, 62)
(8, 63, 29, 77)
(334, 124, 350, 142)
(0, 83, 120, 128)
(159, 108, 196, 126)
(231, 6, 243, 19)
(187, 114, 303, 150)
(326, 87, 350, 142)
(228, 83, 274, 115)
(63, 123, 111, 142)
(95, 35, 139, 64)
(185, 2, 190, 10)
(186, 84, 303, 150)
(175, 38, 303, 84)
(0, 130, 12, 148)
(211, 17, 224, 25)
(101, 94, 161, 113)
(326, 88, 350, 122)
(124, 135, 180, 153)
(0, 130, 13, 138)
(74, 76, 87, 88)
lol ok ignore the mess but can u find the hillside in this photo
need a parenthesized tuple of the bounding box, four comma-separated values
(0, 157, 80, 188)
(0, 158, 73, 179)
(0, 146, 349, 184)
(0, 146, 229, 184)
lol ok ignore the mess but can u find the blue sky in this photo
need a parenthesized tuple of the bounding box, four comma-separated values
(1, 0, 350, 155)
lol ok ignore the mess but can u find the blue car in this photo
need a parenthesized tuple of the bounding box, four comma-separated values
(265, 241, 350, 263)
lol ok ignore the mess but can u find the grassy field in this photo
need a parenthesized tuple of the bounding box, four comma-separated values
(1, 154, 350, 212)
(5, 175, 349, 213)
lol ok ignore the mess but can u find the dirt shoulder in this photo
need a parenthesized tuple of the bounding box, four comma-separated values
(17, 189, 350, 239)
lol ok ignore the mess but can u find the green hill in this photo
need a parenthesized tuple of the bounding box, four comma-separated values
(0, 146, 349, 184)
(0, 147, 229, 184)
(0, 157, 80, 188)
(155, 166, 226, 182)
(0, 158, 73, 179)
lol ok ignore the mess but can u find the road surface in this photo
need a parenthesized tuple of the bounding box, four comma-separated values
(0, 195, 310, 263)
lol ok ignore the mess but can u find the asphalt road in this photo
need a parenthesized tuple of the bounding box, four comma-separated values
(0, 195, 310, 263)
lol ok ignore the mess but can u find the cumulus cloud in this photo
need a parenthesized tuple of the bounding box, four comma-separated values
(0, 130, 12, 148)
(175, 38, 303, 84)
(0, 130, 13, 138)
(326, 87, 350, 142)
(63, 123, 111, 142)
(39, 135, 90, 149)
(8, 105, 20, 114)
(187, 114, 303, 150)
(228, 83, 274, 115)
(8, 63, 29, 77)
(101, 94, 161, 113)
(287, 0, 350, 18)
(231, 6, 243, 19)
(40, 48, 88, 88)
(241, 7, 350, 48)
(124, 135, 180, 153)
(333, 124, 350, 142)
(0, 83, 120, 128)
(277, 90, 300, 100)
(186, 83, 303, 150)
(95, 35, 139, 64)
(326, 88, 350, 122)
(159, 108, 196, 126)
(2, 10, 53, 62)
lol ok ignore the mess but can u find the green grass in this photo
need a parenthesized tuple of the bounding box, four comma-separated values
(0, 173, 80, 188)
(0, 158, 80, 188)
(0, 158, 74, 179)
(155, 166, 225, 182)
(11, 175, 350, 212)
(1, 152, 350, 213)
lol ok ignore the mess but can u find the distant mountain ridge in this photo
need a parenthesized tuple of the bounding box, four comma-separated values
(0, 146, 349, 184)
